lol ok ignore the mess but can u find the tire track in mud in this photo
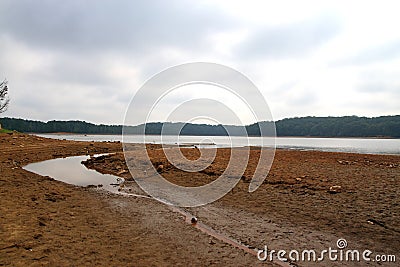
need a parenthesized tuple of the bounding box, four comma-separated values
(111, 183, 291, 266)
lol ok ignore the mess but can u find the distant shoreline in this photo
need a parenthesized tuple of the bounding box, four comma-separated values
(3, 116, 399, 138)
(36, 132, 400, 139)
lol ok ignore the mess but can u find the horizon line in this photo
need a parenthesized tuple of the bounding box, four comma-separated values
(2, 114, 399, 128)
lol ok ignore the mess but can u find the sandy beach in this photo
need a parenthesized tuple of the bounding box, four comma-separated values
(1, 132, 399, 266)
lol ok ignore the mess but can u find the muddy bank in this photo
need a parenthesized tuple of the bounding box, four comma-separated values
(0, 133, 263, 266)
(84, 146, 400, 266)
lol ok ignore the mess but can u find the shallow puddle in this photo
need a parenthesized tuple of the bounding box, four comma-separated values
(23, 155, 126, 194)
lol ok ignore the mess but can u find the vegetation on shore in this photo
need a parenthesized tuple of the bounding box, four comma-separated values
(0, 128, 12, 133)
(1, 115, 399, 138)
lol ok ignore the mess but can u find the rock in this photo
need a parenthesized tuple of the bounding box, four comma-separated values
(366, 218, 385, 227)
(295, 178, 302, 182)
(191, 217, 198, 224)
(240, 175, 249, 183)
(328, 185, 342, 194)
(117, 170, 128, 175)
(33, 234, 42, 239)
(156, 164, 164, 173)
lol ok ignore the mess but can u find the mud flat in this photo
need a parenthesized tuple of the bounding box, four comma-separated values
(0, 133, 267, 266)
(84, 145, 400, 266)
(1, 132, 399, 266)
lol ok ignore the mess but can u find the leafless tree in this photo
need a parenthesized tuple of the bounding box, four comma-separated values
(0, 79, 10, 113)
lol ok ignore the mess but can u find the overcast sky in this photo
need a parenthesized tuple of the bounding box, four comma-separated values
(0, 0, 399, 125)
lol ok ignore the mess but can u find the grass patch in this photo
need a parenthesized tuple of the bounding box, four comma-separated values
(0, 128, 13, 133)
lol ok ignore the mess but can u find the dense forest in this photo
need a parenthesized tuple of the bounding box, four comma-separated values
(1, 115, 399, 137)
(274, 116, 400, 137)
(0, 119, 122, 134)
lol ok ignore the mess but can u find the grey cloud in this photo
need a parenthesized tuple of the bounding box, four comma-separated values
(267, 80, 318, 106)
(357, 81, 400, 94)
(0, 1, 397, 124)
(351, 97, 400, 115)
(335, 40, 400, 66)
(0, 0, 239, 124)
(23, 54, 115, 87)
(356, 69, 400, 94)
(0, 0, 234, 55)
(157, 98, 245, 125)
(10, 82, 128, 124)
(235, 15, 341, 60)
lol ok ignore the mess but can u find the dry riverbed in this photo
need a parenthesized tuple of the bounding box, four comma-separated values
(84, 145, 400, 266)
(1, 132, 399, 266)
(0, 133, 266, 266)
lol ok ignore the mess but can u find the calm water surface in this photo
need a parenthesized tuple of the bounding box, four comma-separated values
(37, 134, 400, 155)
(23, 155, 124, 193)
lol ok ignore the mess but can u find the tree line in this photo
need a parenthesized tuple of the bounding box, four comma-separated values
(274, 116, 400, 137)
(1, 115, 399, 137)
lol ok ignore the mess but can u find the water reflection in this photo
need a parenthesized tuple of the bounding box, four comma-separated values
(23, 155, 124, 194)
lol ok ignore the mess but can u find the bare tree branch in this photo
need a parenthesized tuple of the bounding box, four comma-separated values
(0, 79, 10, 114)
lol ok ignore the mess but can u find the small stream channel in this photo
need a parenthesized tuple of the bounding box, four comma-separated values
(23, 154, 290, 266)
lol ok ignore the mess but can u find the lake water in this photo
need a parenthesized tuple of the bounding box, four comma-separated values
(37, 134, 400, 155)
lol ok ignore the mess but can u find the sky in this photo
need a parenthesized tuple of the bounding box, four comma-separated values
(0, 0, 399, 125)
